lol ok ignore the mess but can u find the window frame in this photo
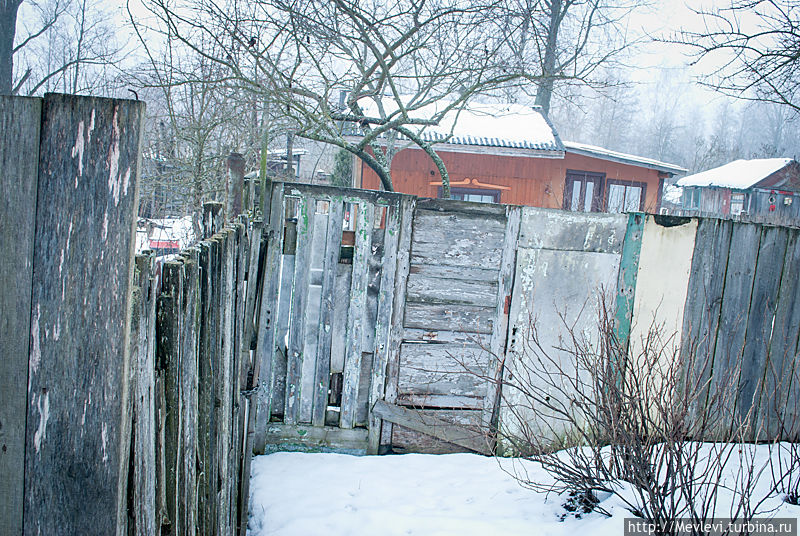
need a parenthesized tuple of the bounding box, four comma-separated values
(605, 178, 648, 212)
(438, 186, 501, 204)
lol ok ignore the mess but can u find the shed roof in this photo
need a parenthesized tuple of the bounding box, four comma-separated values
(677, 158, 795, 189)
(354, 99, 564, 154)
(563, 141, 687, 175)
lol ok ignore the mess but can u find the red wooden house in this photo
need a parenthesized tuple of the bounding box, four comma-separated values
(350, 103, 686, 212)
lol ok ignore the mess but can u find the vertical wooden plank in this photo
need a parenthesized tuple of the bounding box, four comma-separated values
(285, 198, 317, 425)
(230, 223, 248, 534)
(158, 261, 183, 535)
(216, 231, 235, 536)
(765, 229, 800, 438)
(711, 222, 761, 438)
(380, 197, 416, 448)
(738, 226, 788, 438)
(0, 95, 40, 536)
(253, 181, 285, 453)
(180, 250, 200, 534)
(614, 212, 645, 352)
(272, 254, 296, 416)
(340, 203, 376, 429)
(24, 94, 144, 535)
(312, 200, 345, 426)
(132, 253, 157, 536)
(366, 200, 404, 453)
(483, 205, 521, 433)
(680, 219, 732, 426)
(196, 241, 216, 535)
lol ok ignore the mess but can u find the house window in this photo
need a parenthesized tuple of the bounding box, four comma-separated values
(730, 192, 746, 215)
(440, 187, 501, 203)
(683, 188, 701, 210)
(606, 179, 647, 213)
(564, 171, 604, 212)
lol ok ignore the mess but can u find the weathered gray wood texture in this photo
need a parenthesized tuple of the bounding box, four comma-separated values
(23, 94, 144, 535)
(0, 96, 41, 536)
(681, 218, 800, 441)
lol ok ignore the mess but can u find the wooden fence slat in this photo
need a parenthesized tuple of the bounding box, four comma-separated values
(483, 205, 521, 432)
(253, 182, 285, 453)
(380, 197, 416, 446)
(243, 220, 264, 354)
(285, 198, 317, 425)
(158, 261, 183, 535)
(680, 219, 732, 426)
(373, 401, 490, 455)
(272, 254, 296, 416)
(231, 223, 249, 535)
(24, 94, 144, 535)
(0, 95, 40, 536)
(765, 229, 800, 439)
(738, 227, 788, 438)
(711, 222, 761, 438)
(215, 231, 235, 536)
(312, 200, 345, 426)
(196, 241, 216, 534)
(180, 250, 200, 533)
(340, 203, 376, 429)
(367, 201, 403, 453)
(132, 253, 157, 536)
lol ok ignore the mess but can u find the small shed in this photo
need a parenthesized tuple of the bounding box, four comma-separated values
(349, 101, 686, 213)
(677, 158, 800, 224)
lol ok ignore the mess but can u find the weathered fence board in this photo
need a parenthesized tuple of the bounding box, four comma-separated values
(680, 219, 733, 425)
(341, 203, 375, 429)
(764, 229, 800, 438)
(0, 96, 41, 536)
(710, 223, 761, 437)
(24, 94, 144, 535)
(131, 254, 157, 536)
(737, 226, 788, 435)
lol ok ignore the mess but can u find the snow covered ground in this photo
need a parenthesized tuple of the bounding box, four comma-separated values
(247, 447, 800, 536)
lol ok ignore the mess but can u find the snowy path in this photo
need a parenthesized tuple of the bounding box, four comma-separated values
(248, 452, 625, 536)
(247, 448, 800, 536)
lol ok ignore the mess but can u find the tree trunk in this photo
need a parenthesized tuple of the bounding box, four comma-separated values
(534, 0, 562, 115)
(0, 0, 21, 95)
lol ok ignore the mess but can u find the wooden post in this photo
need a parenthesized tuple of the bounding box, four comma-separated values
(226, 152, 246, 218)
(131, 253, 157, 536)
(23, 93, 144, 535)
(340, 203, 375, 429)
(0, 95, 41, 536)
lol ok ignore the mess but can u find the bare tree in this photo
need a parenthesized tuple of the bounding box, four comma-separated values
(2, 0, 123, 96)
(501, 0, 643, 114)
(138, 0, 528, 198)
(677, 0, 800, 112)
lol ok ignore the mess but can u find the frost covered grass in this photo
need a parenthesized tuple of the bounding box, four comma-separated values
(247, 445, 800, 536)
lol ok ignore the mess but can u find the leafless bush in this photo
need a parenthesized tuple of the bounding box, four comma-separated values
(494, 296, 779, 531)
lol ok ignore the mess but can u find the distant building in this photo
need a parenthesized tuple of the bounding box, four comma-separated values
(348, 102, 686, 212)
(676, 158, 800, 224)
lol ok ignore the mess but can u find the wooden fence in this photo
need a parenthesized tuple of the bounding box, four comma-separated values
(127, 211, 257, 535)
(0, 94, 255, 536)
(0, 94, 145, 535)
(2, 94, 799, 536)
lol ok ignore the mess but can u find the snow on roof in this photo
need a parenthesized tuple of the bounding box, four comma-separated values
(563, 141, 687, 175)
(677, 158, 794, 189)
(356, 99, 563, 153)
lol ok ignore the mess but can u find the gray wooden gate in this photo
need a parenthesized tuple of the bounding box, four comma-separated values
(252, 183, 412, 454)
(378, 199, 521, 454)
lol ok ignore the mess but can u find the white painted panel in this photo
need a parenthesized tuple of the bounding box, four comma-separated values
(629, 216, 697, 359)
(499, 245, 621, 452)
